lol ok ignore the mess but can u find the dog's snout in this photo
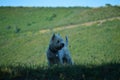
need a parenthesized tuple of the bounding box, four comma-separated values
(61, 43, 64, 47)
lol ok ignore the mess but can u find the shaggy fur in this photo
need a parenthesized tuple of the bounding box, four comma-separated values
(46, 33, 73, 66)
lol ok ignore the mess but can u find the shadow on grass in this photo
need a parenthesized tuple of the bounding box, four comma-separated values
(0, 63, 120, 80)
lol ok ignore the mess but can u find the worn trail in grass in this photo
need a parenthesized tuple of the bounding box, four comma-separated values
(39, 17, 120, 33)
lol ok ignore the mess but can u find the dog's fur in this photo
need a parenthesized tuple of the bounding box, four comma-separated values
(46, 33, 73, 66)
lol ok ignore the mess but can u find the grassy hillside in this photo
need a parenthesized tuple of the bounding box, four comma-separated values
(0, 19, 120, 80)
(0, 6, 120, 80)
(0, 6, 120, 35)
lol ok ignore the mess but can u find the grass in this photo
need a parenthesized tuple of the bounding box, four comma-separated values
(0, 63, 120, 80)
(0, 6, 120, 35)
(59, 19, 120, 65)
(0, 6, 120, 80)
(1, 19, 120, 66)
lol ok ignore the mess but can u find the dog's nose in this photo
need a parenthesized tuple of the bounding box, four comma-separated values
(61, 43, 64, 47)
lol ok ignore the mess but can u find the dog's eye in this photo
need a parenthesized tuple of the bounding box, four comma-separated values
(57, 40, 60, 43)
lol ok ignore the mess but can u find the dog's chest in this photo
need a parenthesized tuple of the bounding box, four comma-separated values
(47, 50, 58, 58)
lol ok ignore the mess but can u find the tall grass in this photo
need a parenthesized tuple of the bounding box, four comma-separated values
(0, 63, 120, 80)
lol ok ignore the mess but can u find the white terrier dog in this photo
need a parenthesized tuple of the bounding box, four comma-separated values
(46, 33, 73, 66)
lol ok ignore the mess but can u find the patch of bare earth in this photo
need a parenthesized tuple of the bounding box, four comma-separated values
(39, 17, 120, 34)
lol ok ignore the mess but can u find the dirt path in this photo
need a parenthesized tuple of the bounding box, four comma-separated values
(39, 17, 120, 34)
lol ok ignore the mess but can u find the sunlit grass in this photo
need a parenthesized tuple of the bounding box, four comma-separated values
(0, 19, 120, 66)
(0, 6, 120, 35)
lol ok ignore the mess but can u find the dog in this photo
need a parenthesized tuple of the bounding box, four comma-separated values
(46, 33, 73, 66)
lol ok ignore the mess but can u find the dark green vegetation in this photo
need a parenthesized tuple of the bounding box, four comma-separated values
(0, 63, 120, 80)
(0, 6, 120, 80)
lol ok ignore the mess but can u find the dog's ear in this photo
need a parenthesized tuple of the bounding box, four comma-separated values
(65, 36, 68, 46)
(51, 33, 55, 41)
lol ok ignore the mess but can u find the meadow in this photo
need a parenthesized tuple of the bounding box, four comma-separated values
(0, 6, 120, 80)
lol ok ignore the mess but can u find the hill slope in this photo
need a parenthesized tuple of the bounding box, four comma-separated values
(0, 6, 120, 35)
(0, 6, 120, 65)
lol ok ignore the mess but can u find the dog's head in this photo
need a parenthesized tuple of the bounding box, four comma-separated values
(50, 33, 65, 50)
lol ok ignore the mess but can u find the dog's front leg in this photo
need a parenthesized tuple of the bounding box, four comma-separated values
(58, 53, 64, 65)
(47, 57, 55, 66)
(59, 57, 64, 65)
(47, 58, 52, 67)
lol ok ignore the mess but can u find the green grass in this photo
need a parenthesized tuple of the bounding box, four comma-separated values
(57, 19, 120, 65)
(0, 19, 120, 66)
(0, 63, 120, 80)
(0, 6, 120, 35)
(0, 6, 120, 80)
